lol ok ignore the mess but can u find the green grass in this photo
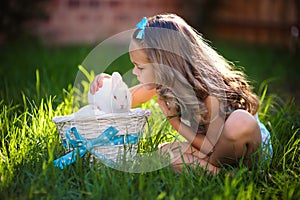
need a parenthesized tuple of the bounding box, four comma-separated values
(0, 38, 299, 199)
(0, 37, 92, 105)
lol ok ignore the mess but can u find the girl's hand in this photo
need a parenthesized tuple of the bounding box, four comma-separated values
(157, 97, 181, 131)
(90, 73, 111, 94)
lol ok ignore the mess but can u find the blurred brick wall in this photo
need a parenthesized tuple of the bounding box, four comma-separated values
(34, 0, 299, 47)
(208, 0, 299, 48)
(35, 0, 181, 44)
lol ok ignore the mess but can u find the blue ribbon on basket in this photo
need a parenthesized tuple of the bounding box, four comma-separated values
(53, 126, 139, 169)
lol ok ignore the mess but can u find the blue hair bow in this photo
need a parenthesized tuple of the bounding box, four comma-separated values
(136, 17, 147, 39)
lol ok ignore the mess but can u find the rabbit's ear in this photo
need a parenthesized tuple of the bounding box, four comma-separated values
(112, 72, 122, 89)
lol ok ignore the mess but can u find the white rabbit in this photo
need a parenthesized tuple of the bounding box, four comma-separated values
(87, 72, 132, 113)
(73, 104, 105, 120)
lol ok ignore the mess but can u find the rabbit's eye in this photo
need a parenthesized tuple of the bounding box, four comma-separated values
(114, 95, 117, 99)
(125, 95, 127, 99)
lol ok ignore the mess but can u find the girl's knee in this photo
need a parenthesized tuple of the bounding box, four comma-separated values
(223, 109, 260, 142)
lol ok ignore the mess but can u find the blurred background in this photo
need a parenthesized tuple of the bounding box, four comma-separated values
(0, 0, 299, 106)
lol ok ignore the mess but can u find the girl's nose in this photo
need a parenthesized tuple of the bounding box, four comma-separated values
(132, 66, 138, 76)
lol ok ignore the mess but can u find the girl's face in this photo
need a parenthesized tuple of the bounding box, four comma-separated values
(129, 41, 156, 90)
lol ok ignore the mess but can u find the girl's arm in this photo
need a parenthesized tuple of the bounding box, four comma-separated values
(157, 96, 224, 158)
(130, 84, 157, 107)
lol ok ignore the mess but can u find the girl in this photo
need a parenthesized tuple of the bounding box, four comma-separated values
(90, 13, 272, 174)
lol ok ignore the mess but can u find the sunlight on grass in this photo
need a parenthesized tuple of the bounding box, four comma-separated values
(0, 39, 299, 199)
(0, 80, 299, 199)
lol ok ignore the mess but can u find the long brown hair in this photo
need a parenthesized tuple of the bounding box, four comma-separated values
(132, 13, 259, 130)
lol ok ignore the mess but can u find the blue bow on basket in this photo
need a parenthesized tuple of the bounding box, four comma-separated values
(54, 126, 139, 169)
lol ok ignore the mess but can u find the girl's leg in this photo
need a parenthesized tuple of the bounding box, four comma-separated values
(209, 109, 262, 167)
(171, 152, 221, 174)
(159, 142, 220, 174)
(159, 109, 262, 171)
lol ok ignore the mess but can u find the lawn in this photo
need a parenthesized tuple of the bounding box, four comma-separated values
(0, 37, 299, 199)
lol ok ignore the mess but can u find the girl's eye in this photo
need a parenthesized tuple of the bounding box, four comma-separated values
(137, 66, 144, 71)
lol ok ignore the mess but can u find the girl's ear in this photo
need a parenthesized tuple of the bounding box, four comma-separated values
(111, 72, 122, 90)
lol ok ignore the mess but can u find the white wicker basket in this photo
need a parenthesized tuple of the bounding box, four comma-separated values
(52, 108, 151, 163)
